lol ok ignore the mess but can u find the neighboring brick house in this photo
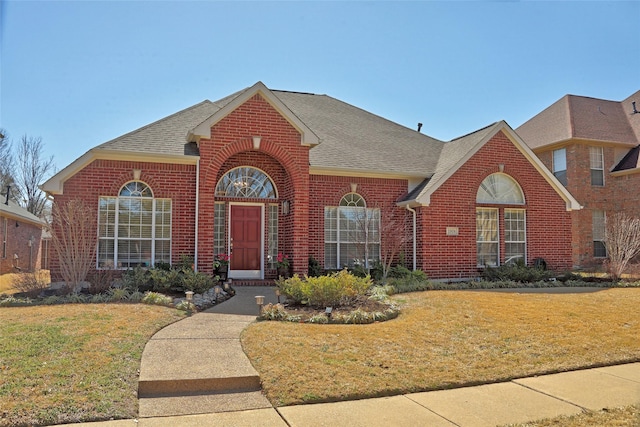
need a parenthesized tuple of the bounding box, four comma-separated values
(42, 82, 580, 282)
(0, 193, 45, 275)
(517, 90, 640, 269)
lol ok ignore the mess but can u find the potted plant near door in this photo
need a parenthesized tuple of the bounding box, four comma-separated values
(276, 253, 291, 278)
(214, 253, 230, 281)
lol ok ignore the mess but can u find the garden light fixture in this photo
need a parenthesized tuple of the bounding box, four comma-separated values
(185, 291, 194, 301)
(255, 295, 265, 315)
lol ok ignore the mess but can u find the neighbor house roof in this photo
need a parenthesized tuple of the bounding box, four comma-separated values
(517, 92, 640, 150)
(0, 200, 44, 227)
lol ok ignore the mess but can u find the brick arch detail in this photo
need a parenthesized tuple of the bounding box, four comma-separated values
(202, 137, 303, 193)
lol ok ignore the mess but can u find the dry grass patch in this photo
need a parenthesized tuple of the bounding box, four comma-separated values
(241, 288, 640, 406)
(0, 271, 50, 295)
(0, 304, 184, 426)
(503, 404, 640, 426)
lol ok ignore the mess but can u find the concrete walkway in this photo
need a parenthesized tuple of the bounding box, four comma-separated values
(67, 286, 640, 426)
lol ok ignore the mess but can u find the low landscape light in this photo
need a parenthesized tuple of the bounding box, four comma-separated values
(255, 295, 265, 315)
(185, 291, 194, 301)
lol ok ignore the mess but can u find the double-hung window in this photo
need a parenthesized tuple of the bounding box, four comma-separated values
(324, 193, 380, 269)
(98, 181, 171, 269)
(592, 210, 606, 258)
(590, 146, 604, 186)
(553, 148, 567, 186)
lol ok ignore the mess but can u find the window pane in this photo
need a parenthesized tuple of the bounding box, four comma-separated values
(215, 166, 276, 198)
(476, 173, 524, 204)
(593, 241, 607, 258)
(590, 147, 604, 186)
(477, 208, 498, 266)
(553, 148, 567, 172)
(268, 204, 278, 269)
(505, 209, 526, 264)
(214, 202, 226, 257)
(591, 169, 604, 186)
(324, 243, 337, 269)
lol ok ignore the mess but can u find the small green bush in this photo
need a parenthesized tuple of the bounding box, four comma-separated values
(141, 292, 174, 307)
(181, 269, 215, 294)
(481, 262, 555, 283)
(277, 270, 372, 307)
(121, 266, 151, 292)
(308, 256, 323, 277)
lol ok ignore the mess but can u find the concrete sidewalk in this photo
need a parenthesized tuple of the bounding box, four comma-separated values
(67, 286, 640, 426)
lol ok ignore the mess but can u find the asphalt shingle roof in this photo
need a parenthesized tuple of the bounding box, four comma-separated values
(94, 86, 446, 177)
(0, 200, 43, 226)
(517, 92, 640, 149)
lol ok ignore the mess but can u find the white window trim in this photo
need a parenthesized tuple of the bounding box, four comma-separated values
(504, 208, 527, 264)
(97, 187, 172, 269)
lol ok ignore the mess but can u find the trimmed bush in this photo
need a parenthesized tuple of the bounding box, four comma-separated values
(277, 270, 372, 307)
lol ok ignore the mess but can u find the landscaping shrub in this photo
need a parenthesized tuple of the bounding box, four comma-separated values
(180, 268, 215, 294)
(383, 269, 431, 294)
(308, 256, 323, 277)
(11, 271, 49, 297)
(277, 270, 372, 307)
(141, 292, 173, 307)
(480, 260, 555, 283)
(121, 266, 152, 292)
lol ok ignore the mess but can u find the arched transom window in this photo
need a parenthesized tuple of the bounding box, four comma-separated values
(476, 173, 526, 268)
(476, 173, 524, 205)
(325, 193, 379, 269)
(215, 167, 276, 198)
(98, 180, 171, 269)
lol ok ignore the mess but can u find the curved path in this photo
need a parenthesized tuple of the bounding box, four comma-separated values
(68, 287, 640, 426)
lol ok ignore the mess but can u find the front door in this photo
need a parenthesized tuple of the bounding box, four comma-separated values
(229, 205, 262, 279)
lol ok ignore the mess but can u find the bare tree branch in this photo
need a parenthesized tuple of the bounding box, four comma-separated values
(49, 199, 97, 287)
(14, 134, 55, 217)
(604, 212, 640, 280)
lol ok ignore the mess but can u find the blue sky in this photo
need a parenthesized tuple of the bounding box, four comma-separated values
(1, 1, 638, 173)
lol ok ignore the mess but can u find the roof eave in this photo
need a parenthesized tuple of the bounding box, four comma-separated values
(40, 149, 199, 196)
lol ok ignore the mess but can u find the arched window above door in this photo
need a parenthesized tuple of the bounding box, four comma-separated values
(215, 166, 277, 198)
(476, 173, 524, 205)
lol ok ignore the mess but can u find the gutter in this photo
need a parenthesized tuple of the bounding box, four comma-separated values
(194, 159, 200, 271)
(405, 206, 417, 271)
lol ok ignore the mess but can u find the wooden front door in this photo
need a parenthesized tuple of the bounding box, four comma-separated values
(230, 205, 262, 277)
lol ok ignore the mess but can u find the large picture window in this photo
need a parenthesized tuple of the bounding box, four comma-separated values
(98, 181, 171, 269)
(476, 174, 526, 267)
(324, 194, 380, 269)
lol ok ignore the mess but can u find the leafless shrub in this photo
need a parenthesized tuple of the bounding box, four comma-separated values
(604, 213, 640, 280)
(86, 269, 117, 294)
(12, 271, 49, 297)
(49, 199, 97, 287)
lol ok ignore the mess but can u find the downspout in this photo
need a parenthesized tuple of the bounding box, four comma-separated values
(405, 205, 417, 271)
(194, 159, 200, 271)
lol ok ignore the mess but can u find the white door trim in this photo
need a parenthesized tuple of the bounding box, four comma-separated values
(228, 202, 264, 280)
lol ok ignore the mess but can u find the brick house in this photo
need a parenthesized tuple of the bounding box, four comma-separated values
(0, 193, 45, 275)
(42, 82, 580, 282)
(517, 90, 640, 269)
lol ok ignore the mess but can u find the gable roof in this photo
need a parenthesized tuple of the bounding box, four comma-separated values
(399, 121, 581, 211)
(517, 91, 640, 150)
(41, 82, 579, 211)
(0, 200, 44, 227)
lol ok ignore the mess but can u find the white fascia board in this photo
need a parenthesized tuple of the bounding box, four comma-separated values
(413, 121, 582, 212)
(189, 81, 320, 146)
(40, 148, 199, 196)
(501, 123, 582, 211)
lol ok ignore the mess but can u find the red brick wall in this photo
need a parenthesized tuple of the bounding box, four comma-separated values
(0, 215, 43, 274)
(417, 131, 573, 279)
(49, 159, 197, 281)
(536, 143, 640, 268)
(308, 175, 410, 269)
(197, 93, 310, 275)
